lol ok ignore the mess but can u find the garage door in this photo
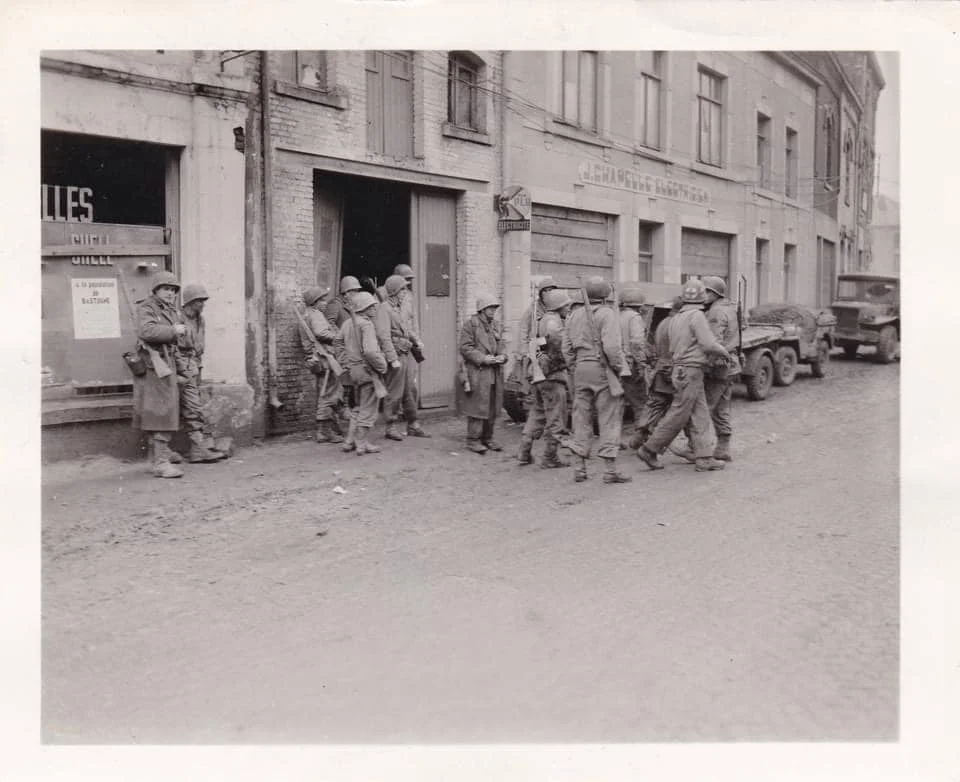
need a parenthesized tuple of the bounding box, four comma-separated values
(681, 228, 730, 283)
(531, 204, 615, 287)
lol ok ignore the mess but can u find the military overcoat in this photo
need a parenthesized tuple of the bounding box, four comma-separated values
(459, 313, 505, 420)
(132, 294, 180, 432)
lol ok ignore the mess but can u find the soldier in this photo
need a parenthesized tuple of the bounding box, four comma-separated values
(324, 276, 362, 329)
(392, 263, 417, 328)
(459, 293, 508, 454)
(514, 277, 560, 361)
(391, 263, 428, 434)
(617, 282, 648, 450)
(133, 271, 186, 479)
(377, 274, 431, 441)
(175, 284, 228, 464)
(633, 296, 682, 450)
(517, 288, 572, 469)
(300, 286, 348, 445)
(636, 279, 732, 473)
(561, 276, 632, 484)
(702, 276, 740, 462)
(339, 291, 388, 456)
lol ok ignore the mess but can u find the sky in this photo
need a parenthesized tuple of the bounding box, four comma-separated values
(874, 51, 899, 202)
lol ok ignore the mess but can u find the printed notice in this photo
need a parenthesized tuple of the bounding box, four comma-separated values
(71, 278, 121, 340)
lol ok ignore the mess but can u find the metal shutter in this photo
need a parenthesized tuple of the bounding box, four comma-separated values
(531, 204, 615, 287)
(680, 228, 730, 282)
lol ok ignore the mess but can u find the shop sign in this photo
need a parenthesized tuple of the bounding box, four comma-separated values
(42, 184, 95, 223)
(496, 185, 532, 232)
(71, 278, 121, 340)
(578, 162, 711, 206)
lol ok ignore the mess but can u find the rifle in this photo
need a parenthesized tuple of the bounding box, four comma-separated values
(611, 280, 632, 378)
(736, 274, 746, 362)
(293, 304, 344, 377)
(527, 280, 547, 385)
(347, 307, 388, 400)
(577, 276, 624, 398)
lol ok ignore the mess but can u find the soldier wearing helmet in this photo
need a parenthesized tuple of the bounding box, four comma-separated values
(699, 275, 740, 462)
(324, 276, 363, 329)
(514, 276, 560, 364)
(338, 291, 388, 455)
(459, 292, 508, 454)
(637, 278, 732, 472)
(173, 283, 228, 464)
(617, 282, 649, 450)
(517, 288, 573, 469)
(299, 286, 351, 445)
(376, 275, 431, 441)
(133, 271, 187, 478)
(560, 276, 631, 484)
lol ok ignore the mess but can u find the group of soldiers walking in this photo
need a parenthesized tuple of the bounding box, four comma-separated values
(133, 263, 742, 483)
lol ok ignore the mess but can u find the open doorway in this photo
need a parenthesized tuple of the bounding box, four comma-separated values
(338, 175, 410, 294)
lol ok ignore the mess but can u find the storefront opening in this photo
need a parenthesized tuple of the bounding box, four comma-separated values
(339, 175, 411, 292)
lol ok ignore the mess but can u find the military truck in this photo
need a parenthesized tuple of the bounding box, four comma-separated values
(830, 273, 900, 363)
(748, 303, 837, 386)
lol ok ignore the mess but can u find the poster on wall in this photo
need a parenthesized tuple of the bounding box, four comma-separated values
(71, 278, 121, 340)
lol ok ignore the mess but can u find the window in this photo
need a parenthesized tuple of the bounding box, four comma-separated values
(823, 113, 836, 190)
(785, 128, 798, 199)
(783, 243, 796, 301)
(844, 132, 854, 205)
(366, 51, 414, 157)
(277, 51, 327, 90)
(638, 52, 663, 150)
(756, 113, 771, 188)
(698, 68, 724, 167)
(755, 238, 769, 306)
(448, 52, 481, 132)
(560, 51, 599, 132)
(638, 221, 657, 282)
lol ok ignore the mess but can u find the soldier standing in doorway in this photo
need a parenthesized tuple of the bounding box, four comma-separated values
(176, 284, 228, 464)
(561, 276, 632, 484)
(326, 276, 363, 413)
(339, 291, 388, 455)
(300, 286, 348, 444)
(391, 263, 428, 434)
(133, 271, 186, 479)
(617, 282, 648, 451)
(459, 293, 508, 454)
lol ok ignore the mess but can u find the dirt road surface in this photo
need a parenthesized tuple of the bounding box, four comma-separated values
(42, 355, 898, 743)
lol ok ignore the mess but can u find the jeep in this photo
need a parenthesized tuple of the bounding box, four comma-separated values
(830, 274, 900, 363)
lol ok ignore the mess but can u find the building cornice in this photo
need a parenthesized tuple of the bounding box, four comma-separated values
(768, 52, 823, 88)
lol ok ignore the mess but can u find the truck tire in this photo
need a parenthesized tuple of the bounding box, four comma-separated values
(810, 339, 830, 378)
(875, 326, 899, 364)
(842, 343, 858, 360)
(745, 353, 774, 401)
(773, 346, 798, 387)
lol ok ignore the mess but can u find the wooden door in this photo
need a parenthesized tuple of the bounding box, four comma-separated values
(313, 175, 343, 290)
(411, 190, 457, 409)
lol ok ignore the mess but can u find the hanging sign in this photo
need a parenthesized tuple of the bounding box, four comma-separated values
(71, 278, 121, 340)
(495, 185, 532, 232)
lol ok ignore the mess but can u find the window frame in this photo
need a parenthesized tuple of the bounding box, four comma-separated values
(756, 112, 772, 189)
(783, 243, 796, 301)
(785, 127, 798, 199)
(638, 52, 663, 151)
(637, 221, 657, 282)
(697, 67, 725, 168)
(559, 50, 600, 133)
(447, 52, 482, 133)
(823, 113, 836, 192)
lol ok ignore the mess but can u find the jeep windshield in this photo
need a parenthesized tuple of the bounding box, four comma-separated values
(835, 279, 897, 304)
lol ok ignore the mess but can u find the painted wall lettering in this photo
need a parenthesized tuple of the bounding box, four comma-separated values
(41, 184, 94, 223)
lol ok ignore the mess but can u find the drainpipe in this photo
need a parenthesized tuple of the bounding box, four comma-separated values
(260, 51, 283, 411)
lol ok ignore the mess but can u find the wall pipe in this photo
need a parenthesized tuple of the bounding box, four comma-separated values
(261, 51, 283, 410)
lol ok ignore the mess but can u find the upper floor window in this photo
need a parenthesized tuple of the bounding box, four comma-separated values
(638, 221, 657, 282)
(844, 131, 854, 205)
(448, 52, 482, 132)
(697, 68, 724, 167)
(823, 112, 836, 190)
(560, 51, 599, 132)
(277, 51, 327, 90)
(785, 128, 798, 199)
(638, 52, 663, 150)
(366, 51, 414, 158)
(756, 113, 771, 188)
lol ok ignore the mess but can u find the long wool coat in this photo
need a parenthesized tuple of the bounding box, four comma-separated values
(458, 313, 505, 420)
(132, 294, 181, 432)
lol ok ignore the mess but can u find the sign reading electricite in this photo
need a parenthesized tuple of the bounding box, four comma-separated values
(578, 162, 710, 206)
(496, 185, 532, 232)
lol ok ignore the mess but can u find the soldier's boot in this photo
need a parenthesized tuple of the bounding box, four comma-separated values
(406, 421, 431, 438)
(695, 457, 726, 472)
(167, 449, 184, 465)
(207, 435, 233, 458)
(626, 431, 646, 451)
(384, 421, 405, 442)
(517, 436, 534, 466)
(355, 426, 381, 455)
(316, 420, 344, 444)
(484, 439, 503, 452)
(467, 418, 487, 454)
(714, 435, 733, 462)
(152, 438, 184, 479)
(573, 457, 589, 483)
(668, 441, 697, 463)
(341, 418, 357, 453)
(636, 445, 664, 471)
(187, 431, 227, 463)
(602, 457, 633, 484)
(540, 440, 568, 469)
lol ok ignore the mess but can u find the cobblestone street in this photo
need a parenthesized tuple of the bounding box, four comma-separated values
(41, 354, 898, 743)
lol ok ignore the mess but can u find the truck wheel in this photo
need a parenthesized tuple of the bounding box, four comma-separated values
(811, 339, 830, 378)
(875, 326, 899, 364)
(842, 343, 858, 360)
(503, 388, 528, 423)
(773, 346, 798, 387)
(745, 353, 774, 401)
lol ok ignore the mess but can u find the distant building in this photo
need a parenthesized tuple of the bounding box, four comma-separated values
(870, 194, 900, 276)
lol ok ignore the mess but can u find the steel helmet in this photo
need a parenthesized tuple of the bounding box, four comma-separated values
(385, 274, 408, 297)
(541, 288, 572, 312)
(352, 291, 378, 313)
(393, 264, 414, 279)
(568, 289, 585, 305)
(703, 276, 727, 297)
(339, 276, 361, 294)
(618, 281, 646, 307)
(536, 277, 559, 294)
(476, 292, 499, 312)
(670, 296, 684, 312)
(302, 286, 329, 307)
(584, 276, 611, 302)
(151, 270, 181, 293)
(181, 283, 209, 306)
(681, 278, 707, 304)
